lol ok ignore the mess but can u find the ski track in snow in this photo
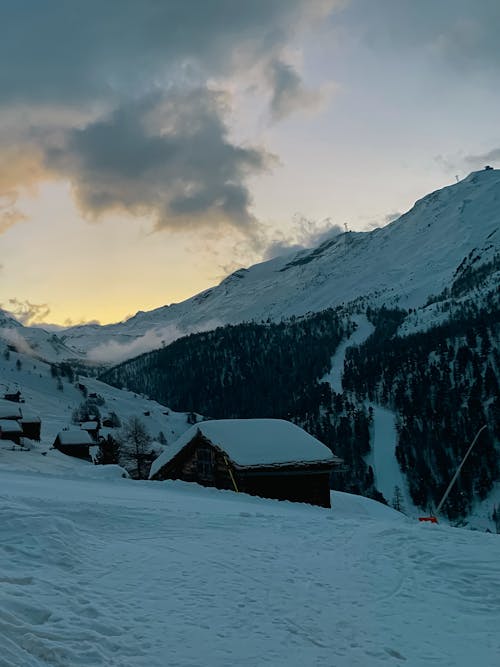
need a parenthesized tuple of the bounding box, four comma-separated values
(1, 471, 499, 667)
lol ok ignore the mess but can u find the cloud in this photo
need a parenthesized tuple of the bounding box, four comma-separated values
(0, 148, 46, 233)
(268, 59, 324, 121)
(0, 1, 331, 105)
(464, 147, 500, 167)
(44, 90, 274, 230)
(2, 299, 51, 326)
(0, 1, 339, 232)
(261, 214, 343, 260)
(87, 319, 224, 363)
(0, 328, 37, 356)
(350, 0, 500, 72)
(0, 200, 25, 234)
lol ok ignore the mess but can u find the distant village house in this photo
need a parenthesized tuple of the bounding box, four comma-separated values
(53, 429, 94, 461)
(0, 400, 41, 444)
(3, 390, 22, 403)
(20, 414, 41, 441)
(0, 419, 23, 445)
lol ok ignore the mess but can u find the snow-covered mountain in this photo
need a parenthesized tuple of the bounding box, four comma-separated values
(0, 309, 87, 363)
(2, 168, 498, 364)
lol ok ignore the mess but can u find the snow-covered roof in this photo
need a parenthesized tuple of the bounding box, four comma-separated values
(0, 401, 22, 419)
(56, 429, 93, 446)
(81, 421, 98, 429)
(0, 419, 23, 433)
(150, 419, 340, 478)
(20, 411, 41, 423)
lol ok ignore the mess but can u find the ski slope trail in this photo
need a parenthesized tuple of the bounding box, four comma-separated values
(321, 316, 417, 514)
(369, 403, 417, 514)
(1, 469, 499, 667)
(322, 314, 375, 393)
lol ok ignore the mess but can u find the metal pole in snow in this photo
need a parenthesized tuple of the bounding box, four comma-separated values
(435, 424, 488, 516)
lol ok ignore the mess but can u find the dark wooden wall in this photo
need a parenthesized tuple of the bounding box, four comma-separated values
(54, 439, 91, 461)
(237, 471, 331, 508)
(20, 421, 41, 441)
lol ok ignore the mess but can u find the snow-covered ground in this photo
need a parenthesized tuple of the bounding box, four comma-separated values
(1, 465, 499, 667)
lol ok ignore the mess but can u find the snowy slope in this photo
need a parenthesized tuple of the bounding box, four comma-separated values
(3, 169, 498, 364)
(1, 468, 499, 667)
(0, 347, 195, 460)
(0, 310, 87, 364)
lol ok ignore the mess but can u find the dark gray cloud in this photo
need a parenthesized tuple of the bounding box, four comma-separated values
(268, 59, 322, 120)
(0, 1, 313, 105)
(44, 90, 274, 229)
(0, 0, 337, 231)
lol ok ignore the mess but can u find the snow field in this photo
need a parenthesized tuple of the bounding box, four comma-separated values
(1, 469, 499, 667)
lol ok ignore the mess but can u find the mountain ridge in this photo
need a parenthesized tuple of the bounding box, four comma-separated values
(1, 168, 499, 363)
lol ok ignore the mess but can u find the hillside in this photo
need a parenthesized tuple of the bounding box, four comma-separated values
(0, 345, 195, 477)
(101, 294, 500, 525)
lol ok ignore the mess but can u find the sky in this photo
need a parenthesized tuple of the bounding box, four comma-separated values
(1, 0, 499, 327)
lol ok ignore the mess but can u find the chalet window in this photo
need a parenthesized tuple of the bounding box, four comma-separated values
(197, 446, 215, 480)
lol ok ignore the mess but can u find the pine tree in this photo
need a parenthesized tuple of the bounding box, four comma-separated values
(392, 485, 405, 514)
(96, 434, 121, 465)
(118, 417, 153, 479)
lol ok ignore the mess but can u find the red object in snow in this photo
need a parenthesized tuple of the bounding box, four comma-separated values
(418, 516, 438, 524)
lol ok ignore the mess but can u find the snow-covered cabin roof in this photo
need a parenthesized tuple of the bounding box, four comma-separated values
(0, 419, 23, 433)
(0, 401, 22, 420)
(20, 411, 41, 423)
(150, 419, 340, 478)
(55, 429, 93, 446)
(81, 421, 98, 430)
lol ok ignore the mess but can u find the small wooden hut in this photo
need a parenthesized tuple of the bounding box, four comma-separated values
(149, 419, 342, 508)
(3, 390, 22, 403)
(53, 429, 94, 460)
(20, 413, 41, 441)
(0, 419, 23, 445)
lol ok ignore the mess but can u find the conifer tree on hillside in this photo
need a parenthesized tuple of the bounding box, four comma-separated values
(118, 416, 154, 480)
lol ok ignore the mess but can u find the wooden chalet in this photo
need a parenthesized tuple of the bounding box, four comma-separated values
(19, 412, 41, 441)
(149, 419, 343, 508)
(0, 419, 23, 445)
(53, 429, 94, 460)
